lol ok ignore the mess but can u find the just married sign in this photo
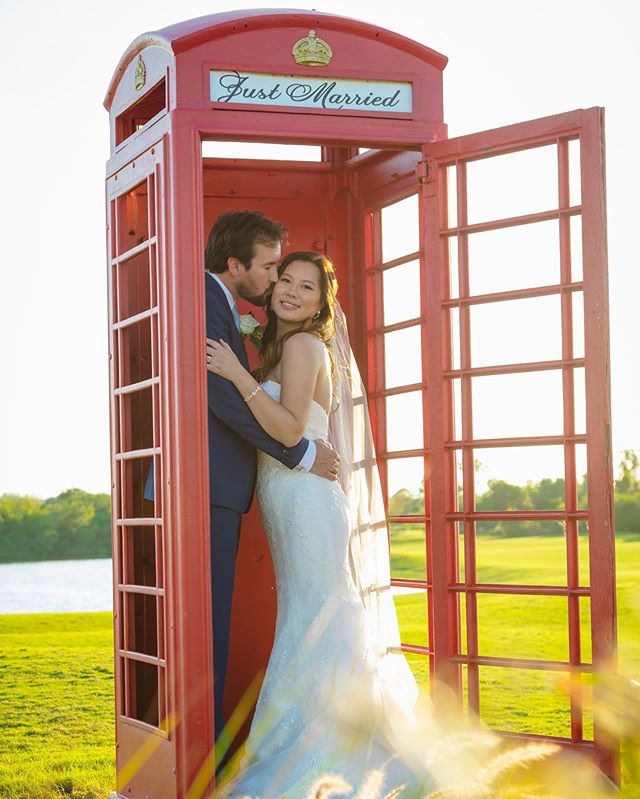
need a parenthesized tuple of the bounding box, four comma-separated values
(210, 70, 413, 114)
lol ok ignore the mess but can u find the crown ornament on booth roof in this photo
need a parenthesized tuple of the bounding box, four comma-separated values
(291, 30, 333, 67)
(134, 56, 146, 91)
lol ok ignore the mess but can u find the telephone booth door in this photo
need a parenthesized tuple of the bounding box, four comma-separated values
(106, 143, 177, 795)
(359, 107, 615, 776)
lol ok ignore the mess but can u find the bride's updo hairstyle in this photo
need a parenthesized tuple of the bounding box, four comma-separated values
(256, 251, 338, 382)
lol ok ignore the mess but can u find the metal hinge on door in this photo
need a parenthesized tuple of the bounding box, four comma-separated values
(415, 159, 429, 183)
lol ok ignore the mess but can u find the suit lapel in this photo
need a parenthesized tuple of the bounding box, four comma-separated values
(206, 272, 249, 368)
(236, 326, 249, 369)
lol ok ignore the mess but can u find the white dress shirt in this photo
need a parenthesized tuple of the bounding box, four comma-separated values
(209, 272, 316, 471)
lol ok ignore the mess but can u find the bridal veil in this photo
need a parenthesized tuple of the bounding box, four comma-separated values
(328, 305, 419, 719)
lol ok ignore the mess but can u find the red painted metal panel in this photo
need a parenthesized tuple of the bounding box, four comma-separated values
(164, 122, 215, 797)
(580, 109, 618, 778)
(420, 155, 461, 698)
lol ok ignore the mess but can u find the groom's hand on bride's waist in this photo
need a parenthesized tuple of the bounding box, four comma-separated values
(310, 440, 340, 481)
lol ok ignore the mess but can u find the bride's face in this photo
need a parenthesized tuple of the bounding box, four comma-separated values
(271, 260, 323, 324)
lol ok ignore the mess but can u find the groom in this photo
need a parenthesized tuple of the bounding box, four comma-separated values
(203, 210, 340, 745)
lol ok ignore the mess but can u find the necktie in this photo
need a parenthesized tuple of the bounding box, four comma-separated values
(232, 304, 241, 332)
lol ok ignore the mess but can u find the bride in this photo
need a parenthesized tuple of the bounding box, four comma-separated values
(206, 252, 436, 798)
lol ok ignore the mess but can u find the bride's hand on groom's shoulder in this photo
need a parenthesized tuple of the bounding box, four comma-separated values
(206, 338, 243, 381)
(310, 439, 341, 481)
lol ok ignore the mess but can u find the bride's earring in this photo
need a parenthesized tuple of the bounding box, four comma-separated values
(313, 310, 321, 320)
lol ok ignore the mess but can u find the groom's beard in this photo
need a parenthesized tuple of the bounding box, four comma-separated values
(236, 278, 273, 308)
(241, 289, 270, 306)
(237, 281, 271, 307)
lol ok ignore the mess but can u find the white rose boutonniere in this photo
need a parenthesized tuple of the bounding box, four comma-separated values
(239, 312, 264, 348)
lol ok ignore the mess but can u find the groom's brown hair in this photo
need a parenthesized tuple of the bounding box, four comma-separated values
(205, 209, 288, 274)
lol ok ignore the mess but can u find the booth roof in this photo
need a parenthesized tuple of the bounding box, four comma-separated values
(104, 7, 448, 110)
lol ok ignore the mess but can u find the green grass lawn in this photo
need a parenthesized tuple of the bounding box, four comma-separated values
(392, 530, 640, 739)
(0, 613, 114, 799)
(0, 534, 638, 798)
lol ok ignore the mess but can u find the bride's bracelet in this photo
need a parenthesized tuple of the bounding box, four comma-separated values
(244, 383, 263, 403)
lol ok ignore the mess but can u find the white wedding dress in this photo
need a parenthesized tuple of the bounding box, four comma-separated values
(221, 381, 437, 799)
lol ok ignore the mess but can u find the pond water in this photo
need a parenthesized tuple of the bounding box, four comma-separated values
(0, 559, 113, 614)
(0, 557, 419, 615)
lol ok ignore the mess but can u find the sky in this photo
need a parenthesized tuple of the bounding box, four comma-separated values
(0, 0, 637, 499)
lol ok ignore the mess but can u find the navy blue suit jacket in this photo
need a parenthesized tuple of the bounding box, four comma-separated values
(204, 272, 310, 512)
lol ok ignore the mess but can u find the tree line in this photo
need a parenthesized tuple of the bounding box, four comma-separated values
(1, 452, 638, 563)
(0, 489, 111, 563)
(389, 449, 640, 536)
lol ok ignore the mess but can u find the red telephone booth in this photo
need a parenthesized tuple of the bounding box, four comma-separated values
(104, 9, 616, 798)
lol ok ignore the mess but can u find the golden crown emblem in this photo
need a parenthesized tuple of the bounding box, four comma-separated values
(134, 55, 146, 91)
(291, 30, 333, 67)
